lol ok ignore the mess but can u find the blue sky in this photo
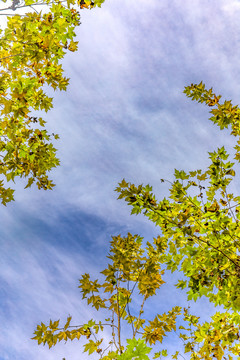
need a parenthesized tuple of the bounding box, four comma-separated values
(1, 0, 240, 359)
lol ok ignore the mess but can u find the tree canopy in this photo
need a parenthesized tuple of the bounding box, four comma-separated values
(32, 83, 240, 360)
(5, 1, 239, 359)
(0, 0, 104, 205)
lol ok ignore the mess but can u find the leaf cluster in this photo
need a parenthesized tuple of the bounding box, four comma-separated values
(33, 83, 240, 359)
(116, 145, 240, 312)
(0, 0, 105, 204)
(33, 233, 181, 358)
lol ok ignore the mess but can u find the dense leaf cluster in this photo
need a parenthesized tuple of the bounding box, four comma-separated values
(0, 0, 104, 204)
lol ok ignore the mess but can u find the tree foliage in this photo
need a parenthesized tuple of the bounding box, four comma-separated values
(33, 83, 240, 359)
(0, 0, 104, 205)
(32, 232, 181, 358)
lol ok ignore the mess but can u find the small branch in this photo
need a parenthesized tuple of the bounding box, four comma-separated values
(57, 322, 118, 331)
(133, 292, 147, 338)
(100, 343, 112, 358)
(111, 310, 119, 351)
(135, 330, 144, 335)
(120, 263, 145, 319)
(0, 52, 25, 61)
(116, 279, 122, 353)
(29, 4, 39, 13)
(0, 0, 70, 16)
(126, 280, 135, 336)
(0, 13, 27, 16)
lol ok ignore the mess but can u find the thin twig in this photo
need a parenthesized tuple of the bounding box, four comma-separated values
(119, 263, 145, 319)
(133, 292, 147, 338)
(57, 322, 119, 331)
(126, 280, 135, 336)
(116, 278, 122, 353)
(0, 12, 27, 16)
(111, 310, 119, 351)
(0, 52, 25, 61)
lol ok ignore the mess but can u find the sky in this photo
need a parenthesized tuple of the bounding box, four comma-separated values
(1, 0, 240, 359)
